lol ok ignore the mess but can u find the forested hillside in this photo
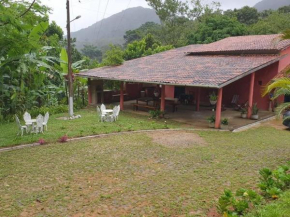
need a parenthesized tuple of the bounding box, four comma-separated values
(71, 7, 160, 50)
(254, 0, 290, 11)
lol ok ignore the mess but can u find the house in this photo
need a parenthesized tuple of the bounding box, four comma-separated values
(77, 34, 290, 129)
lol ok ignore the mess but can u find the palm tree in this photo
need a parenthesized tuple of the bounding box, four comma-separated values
(263, 31, 290, 117)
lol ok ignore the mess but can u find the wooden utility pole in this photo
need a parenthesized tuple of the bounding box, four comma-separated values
(66, 0, 74, 117)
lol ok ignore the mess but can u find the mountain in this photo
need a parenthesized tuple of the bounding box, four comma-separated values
(71, 7, 160, 50)
(254, 0, 290, 11)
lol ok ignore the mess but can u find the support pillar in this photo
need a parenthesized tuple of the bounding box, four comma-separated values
(120, 81, 124, 110)
(247, 72, 255, 118)
(196, 87, 200, 111)
(215, 88, 223, 129)
(160, 85, 165, 112)
(88, 78, 92, 104)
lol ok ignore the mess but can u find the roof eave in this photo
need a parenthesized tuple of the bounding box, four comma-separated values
(218, 54, 287, 88)
(77, 74, 220, 88)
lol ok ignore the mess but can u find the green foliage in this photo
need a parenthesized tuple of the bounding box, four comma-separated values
(188, 14, 247, 44)
(149, 110, 164, 119)
(249, 12, 290, 35)
(102, 45, 124, 66)
(209, 92, 218, 101)
(224, 6, 259, 25)
(252, 103, 259, 115)
(207, 115, 215, 123)
(258, 163, 290, 199)
(81, 44, 102, 62)
(218, 188, 262, 216)
(221, 118, 229, 125)
(46, 21, 63, 41)
(124, 34, 173, 60)
(123, 22, 162, 46)
(29, 105, 68, 117)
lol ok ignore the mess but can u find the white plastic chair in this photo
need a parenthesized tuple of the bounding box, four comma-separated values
(111, 106, 118, 122)
(43, 112, 49, 131)
(23, 111, 31, 124)
(33, 114, 44, 134)
(15, 115, 27, 136)
(100, 104, 106, 114)
(116, 105, 120, 120)
(97, 106, 105, 122)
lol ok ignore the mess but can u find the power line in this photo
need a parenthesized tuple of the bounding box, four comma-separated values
(96, 0, 110, 42)
(117, 0, 132, 29)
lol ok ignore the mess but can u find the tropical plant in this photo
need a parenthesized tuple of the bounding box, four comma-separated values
(207, 115, 215, 123)
(218, 188, 262, 216)
(149, 110, 164, 119)
(252, 103, 259, 115)
(209, 92, 218, 101)
(263, 28, 290, 118)
(221, 118, 229, 125)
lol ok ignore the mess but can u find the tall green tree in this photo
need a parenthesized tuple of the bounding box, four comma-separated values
(81, 44, 102, 62)
(187, 14, 247, 44)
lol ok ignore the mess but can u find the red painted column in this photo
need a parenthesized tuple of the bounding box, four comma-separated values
(120, 81, 124, 110)
(88, 78, 92, 104)
(196, 87, 200, 111)
(215, 88, 223, 129)
(247, 72, 255, 118)
(160, 85, 165, 112)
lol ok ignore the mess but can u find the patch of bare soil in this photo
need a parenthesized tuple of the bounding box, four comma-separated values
(147, 130, 207, 148)
(262, 119, 289, 130)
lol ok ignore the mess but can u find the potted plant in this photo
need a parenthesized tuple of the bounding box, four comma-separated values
(251, 103, 259, 120)
(207, 115, 215, 128)
(240, 108, 247, 119)
(221, 118, 229, 130)
(209, 92, 218, 105)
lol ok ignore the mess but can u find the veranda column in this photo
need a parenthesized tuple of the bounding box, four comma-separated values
(247, 72, 255, 118)
(196, 87, 200, 111)
(215, 88, 223, 129)
(160, 85, 165, 112)
(120, 81, 124, 110)
(88, 78, 92, 104)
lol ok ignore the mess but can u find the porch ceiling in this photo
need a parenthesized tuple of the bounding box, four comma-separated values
(77, 45, 285, 88)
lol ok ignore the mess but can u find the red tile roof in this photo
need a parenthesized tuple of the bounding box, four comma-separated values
(78, 44, 284, 88)
(187, 34, 290, 55)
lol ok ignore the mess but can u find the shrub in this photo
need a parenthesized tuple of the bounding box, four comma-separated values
(149, 110, 164, 119)
(252, 103, 259, 115)
(59, 135, 68, 143)
(29, 105, 68, 117)
(218, 188, 262, 216)
(207, 115, 215, 123)
(258, 163, 290, 199)
(209, 92, 218, 101)
(38, 138, 46, 145)
(221, 118, 229, 125)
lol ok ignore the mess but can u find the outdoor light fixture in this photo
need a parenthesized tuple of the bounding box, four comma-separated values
(70, 15, 81, 23)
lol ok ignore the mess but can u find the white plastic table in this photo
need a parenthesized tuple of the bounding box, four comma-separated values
(103, 109, 113, 114)
(25, 119, 36, 132)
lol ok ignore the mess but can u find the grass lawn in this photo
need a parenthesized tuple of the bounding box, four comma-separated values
(0, 126, 289, 216)
(246, 191, 290, 217)
(0, 108, 181, 148)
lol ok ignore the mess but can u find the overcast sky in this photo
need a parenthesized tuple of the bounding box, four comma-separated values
(43, 0, 262, 32)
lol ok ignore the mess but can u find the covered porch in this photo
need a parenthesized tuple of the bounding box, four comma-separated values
(86, 68, 275, 130)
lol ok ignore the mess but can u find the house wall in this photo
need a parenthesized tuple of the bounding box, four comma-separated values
(278, 46, 290, 72)
(165, 85, 175, 98)
(223, 62, 280, 111)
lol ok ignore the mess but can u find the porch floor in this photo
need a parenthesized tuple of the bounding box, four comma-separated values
(122, 100, 274, 130)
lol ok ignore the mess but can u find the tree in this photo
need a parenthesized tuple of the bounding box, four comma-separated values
(46, 21, 63, 40)
(145, 0, 220, 47)
(124, 34, 172, 60)
(187, 14, 247, 44)
(236, 6, 259, 25)
(102, 45, 124, 66)
(81, 44, 102, 62)
(249, 12, 290, 35)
